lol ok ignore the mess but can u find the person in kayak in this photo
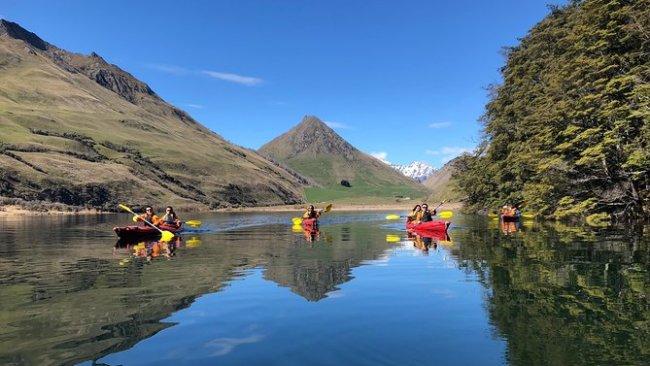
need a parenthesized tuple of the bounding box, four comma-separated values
(137, 206, 161, 226)
(420, 203, 437, 222)
(161, 206, 181, 226)
(408, 204, 423, 223)
(303, 205, 322, 219)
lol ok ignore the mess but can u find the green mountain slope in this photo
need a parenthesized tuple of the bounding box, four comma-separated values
(0, 20, 307, 210)
(453, 0, 649, 222)
(259, 116, 428, 203)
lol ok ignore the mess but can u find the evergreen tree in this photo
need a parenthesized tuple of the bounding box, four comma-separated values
(455, 0, 649, 222)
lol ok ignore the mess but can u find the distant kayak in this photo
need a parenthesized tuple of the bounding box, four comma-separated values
(406, 220, 450, 232)
(301, 218, 318, 230)
(113, 223, 183, 240)
(500, 214, 520, 222)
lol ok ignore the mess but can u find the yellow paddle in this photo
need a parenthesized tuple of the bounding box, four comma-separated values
(185, 220, 202, 227)
(291, 203, 332, 224)
(438, 211, 453, 219)
(118, 204, 175, 242)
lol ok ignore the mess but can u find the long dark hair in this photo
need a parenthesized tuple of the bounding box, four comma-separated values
(165, 206, 176, 218)
(412, 204, 422, 212)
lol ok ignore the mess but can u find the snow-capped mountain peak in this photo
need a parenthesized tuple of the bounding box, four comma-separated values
(391, 161, 436, 182)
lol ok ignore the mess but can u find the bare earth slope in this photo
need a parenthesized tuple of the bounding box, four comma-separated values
(259, 116, 428, 202)
(423, 158, 463, 202)
(0, 20, 306, 210)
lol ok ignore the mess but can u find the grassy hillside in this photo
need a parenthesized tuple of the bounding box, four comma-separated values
(0, 20, 307, 210)
(259, 116, 429, 203)
(453, 0, 650, 222)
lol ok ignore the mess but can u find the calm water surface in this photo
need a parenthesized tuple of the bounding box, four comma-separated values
(0, 212, 648, 365)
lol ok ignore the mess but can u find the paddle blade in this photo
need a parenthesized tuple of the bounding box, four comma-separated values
(132, 215, 139, 223)
(292, 217, 303, 225)
(186, 236, 202, 248)
(185, 220, 202, 227)
(118, 203, 134, 214)
(291, 224, 304, 233)
(385, 214, 400, 220)
(438, 211, 453, 219)
(386, 234, 401, 243)
(324, 204, 333, 212)
(160, 230, 175, 242)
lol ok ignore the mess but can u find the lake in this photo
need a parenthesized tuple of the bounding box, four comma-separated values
(0, 212, 648, 365)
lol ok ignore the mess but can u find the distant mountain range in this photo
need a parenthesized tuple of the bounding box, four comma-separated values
(0, 19, 306, 210)
(391, 161, 436, 182)
(259, 116, 428, 202)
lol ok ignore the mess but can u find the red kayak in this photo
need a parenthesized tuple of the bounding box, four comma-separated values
(302, 218, 318, 230)
(406, 220, 450, 232)
(113, 223, 183, 240)
(408, 228, 451, 242)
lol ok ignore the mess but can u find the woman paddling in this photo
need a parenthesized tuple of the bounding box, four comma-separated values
(408, 204, 423, 223)
(161, 206, 181, 226)
(303, 205, 322, 220)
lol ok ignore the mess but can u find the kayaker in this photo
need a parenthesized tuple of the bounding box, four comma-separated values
(161, 206, 181, 226)
(137, 206, 161, 226)
(408, 204, 423, 223)
(420, 203, 437, 222)
(303, 205, 322, 219)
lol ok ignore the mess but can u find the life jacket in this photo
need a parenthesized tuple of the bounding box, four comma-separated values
(162, 213, 177, 224)
(421, 210, 433, 222)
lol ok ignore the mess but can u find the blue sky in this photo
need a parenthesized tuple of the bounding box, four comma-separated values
(2, 0, 562, 168)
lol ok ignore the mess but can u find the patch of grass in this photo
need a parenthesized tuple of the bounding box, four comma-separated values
(305, 183, 427, 204)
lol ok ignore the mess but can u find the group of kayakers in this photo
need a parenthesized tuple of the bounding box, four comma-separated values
(136, 206, 182, 227)
(407, 203, 438, 224)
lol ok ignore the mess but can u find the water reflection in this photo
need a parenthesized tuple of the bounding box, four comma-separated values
(0, 215, 398, 365)
(449, 217, 649, 366)
(406, 229, 451, 254)
(0, 214, 647, 365)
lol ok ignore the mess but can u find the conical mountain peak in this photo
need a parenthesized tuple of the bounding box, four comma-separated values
(260, 115, 357, 160)
(259, 116, 427, 194)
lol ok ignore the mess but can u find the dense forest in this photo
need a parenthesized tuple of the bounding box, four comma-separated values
(454, 0, 649, 222)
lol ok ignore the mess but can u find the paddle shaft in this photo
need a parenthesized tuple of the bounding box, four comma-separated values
(120, 205, 164, 234)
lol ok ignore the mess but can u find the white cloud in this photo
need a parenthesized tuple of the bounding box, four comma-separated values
(202, 70, 263, 86)
(145, 63, 189, 75)
(185, 103, 204, 109)
(429, 121, 452, 129)
(147, 64, 263, 86)
(324, 121, 351, 130)
(205, 334, 264, 356)
(426, 146, 473, 164)
(370, 151, 390, 164)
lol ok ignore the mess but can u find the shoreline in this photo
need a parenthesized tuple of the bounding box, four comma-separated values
(0, 202, 464, 217)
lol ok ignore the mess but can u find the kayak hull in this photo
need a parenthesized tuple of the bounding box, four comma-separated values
(501, 214, 520, 222)
(302, 218, 318, 230)
(113, 223, 183, 240)
(406, 220, 450, 232)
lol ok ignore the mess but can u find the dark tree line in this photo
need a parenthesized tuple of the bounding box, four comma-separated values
(454, 0, 649, 222)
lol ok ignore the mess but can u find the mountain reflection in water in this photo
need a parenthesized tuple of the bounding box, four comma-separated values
(0, 213, 647, 366)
